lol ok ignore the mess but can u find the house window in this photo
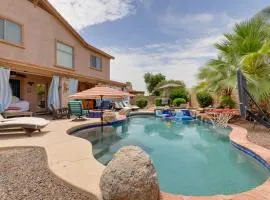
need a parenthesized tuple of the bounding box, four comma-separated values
(56, 41, 74, 69)
(91, 55, 102, 70)
(0, 18, 22, 45)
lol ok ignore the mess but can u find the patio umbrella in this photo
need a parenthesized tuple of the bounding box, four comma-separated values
(69, 86, 134, 131)
(69, 86, 134, 100)
(157, 83, 182, 97)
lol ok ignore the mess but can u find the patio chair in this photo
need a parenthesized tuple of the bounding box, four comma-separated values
(50, 104, 70, 120)
(68, 101, 89, 119)
(0, 114, 50, 136)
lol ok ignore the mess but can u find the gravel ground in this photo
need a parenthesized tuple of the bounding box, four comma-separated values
(0, 147, 95, 200)
(232, 119, 270, 150)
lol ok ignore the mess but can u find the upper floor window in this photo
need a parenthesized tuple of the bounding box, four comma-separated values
(56, 41, 74, 69)
(0, 18, 22, 45)
(91, 55, 102, 71)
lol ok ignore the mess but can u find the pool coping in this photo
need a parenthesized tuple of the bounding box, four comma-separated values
(0, 113, 269, 200)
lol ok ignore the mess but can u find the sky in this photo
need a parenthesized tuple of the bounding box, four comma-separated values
(49, 0, 270, 91)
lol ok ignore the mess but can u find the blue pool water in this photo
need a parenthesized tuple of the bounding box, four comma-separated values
(74, 116, 269, 195)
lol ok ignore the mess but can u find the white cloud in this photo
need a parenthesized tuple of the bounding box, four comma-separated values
(179, 13, 214, 24)
(159, 11, 241, 36)
(48, 0, 137, 30)
(106, 34, 223, 92)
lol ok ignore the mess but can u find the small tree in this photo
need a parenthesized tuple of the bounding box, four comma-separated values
(169, 88, 189, 102)
(173, 98, 186, 106)
(196, 91, 213, 108)
(144, 72, 166, 95)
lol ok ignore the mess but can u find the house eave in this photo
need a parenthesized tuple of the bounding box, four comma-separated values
(0, 58, 125, 87)
(28, 0, 115, 60)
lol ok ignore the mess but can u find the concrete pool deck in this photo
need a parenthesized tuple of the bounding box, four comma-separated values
(0, 114, 269, 200)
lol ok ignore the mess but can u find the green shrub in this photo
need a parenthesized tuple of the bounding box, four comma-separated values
(169, 88, 189, 102)
(173, 98, 186, 106)
(220, 96, 236, 108)
(155, 98, 162, 106)
(136, 98, 148, 108)
(196, 91, 213, 108)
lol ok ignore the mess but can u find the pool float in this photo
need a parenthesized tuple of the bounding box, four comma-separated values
(155, 109, 171, 118)
(173, 109, 193, 121)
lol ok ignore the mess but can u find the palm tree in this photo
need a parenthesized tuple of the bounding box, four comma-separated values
(256, 6, 270, 22)
(197, 16, 270, 102)
(197, 56, 236, 96)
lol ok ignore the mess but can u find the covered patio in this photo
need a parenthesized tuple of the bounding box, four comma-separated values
(0, 60, 127, 117)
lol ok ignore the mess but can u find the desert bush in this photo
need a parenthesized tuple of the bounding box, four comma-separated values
(196, 91, 213, 108)
(155, 98, 162, 106)
(173, 98, 186, 106)
(136, 99, 148, 108)
(169, 88, 189, 102)
(220, 95, 236, 108)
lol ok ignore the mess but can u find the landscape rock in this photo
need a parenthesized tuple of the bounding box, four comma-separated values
(100, 146, 160, 200)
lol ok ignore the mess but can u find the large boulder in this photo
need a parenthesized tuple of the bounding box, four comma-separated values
(100, 146, 160, 200)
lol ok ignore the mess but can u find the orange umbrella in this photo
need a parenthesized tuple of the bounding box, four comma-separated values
(69, 86, 134, 100)
(69, 86, 134, 132)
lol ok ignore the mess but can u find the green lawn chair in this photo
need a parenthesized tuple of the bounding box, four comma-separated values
(68, 100, 88, 119)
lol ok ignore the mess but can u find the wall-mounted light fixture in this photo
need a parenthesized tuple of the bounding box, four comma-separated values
(27, 81, 34, 86)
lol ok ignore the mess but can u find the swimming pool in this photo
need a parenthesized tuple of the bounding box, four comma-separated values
(74, 115, 269, 196)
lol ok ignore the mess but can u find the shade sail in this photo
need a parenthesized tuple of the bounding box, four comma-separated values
(69, 86, 134, 99)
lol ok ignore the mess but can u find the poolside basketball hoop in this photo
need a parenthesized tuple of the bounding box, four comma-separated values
(207, 109, 239, 128)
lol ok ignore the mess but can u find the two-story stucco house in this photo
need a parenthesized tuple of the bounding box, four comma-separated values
(0, 0, 127, 113)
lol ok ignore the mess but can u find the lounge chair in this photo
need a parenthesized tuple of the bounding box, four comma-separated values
(122, 101, 139, 111)
(68, 101, 89, 119)
(116, 101, 130, 109)
(0, 114, 50, 136)
(50, 104, 70, 120)
(114, 101, 123, 110)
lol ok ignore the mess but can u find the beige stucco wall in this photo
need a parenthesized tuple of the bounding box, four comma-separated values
(0, 0, 110, 80)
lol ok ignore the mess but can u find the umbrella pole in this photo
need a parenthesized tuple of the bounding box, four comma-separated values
(101, 95, 104, 134)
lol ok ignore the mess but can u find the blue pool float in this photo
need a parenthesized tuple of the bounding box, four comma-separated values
(174, 109, 193, 121)
(155, 109, 170, 118)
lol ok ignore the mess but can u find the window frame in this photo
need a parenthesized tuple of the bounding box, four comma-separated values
(0, 16, 24, 48)
(55, 40, 75, 70)
(90, 55, 102, 71)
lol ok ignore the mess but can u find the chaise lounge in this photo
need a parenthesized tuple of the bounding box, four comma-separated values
(0, 114, 50, 136)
